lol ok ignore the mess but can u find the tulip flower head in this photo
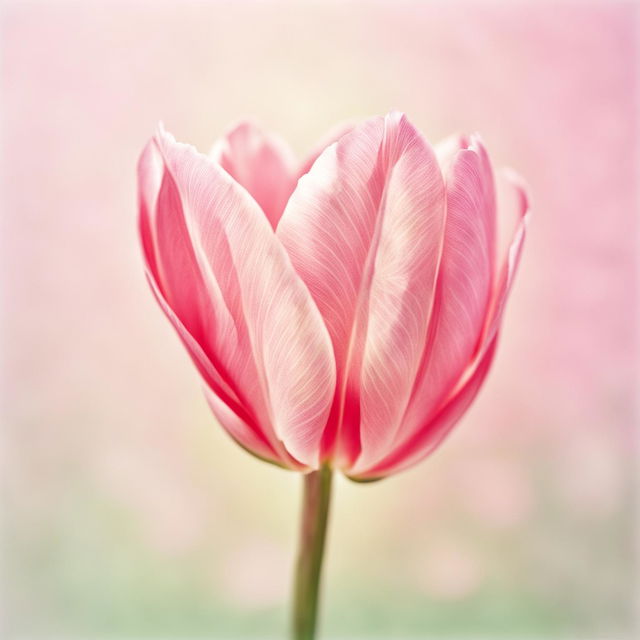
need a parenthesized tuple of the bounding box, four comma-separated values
(138, 112, 528, 481)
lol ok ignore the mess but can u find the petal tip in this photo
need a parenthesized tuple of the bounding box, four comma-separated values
(154, 121, 173, 144)
(385, 109, 407, 124)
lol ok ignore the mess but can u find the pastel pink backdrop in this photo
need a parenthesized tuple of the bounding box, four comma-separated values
(2, 1, 637, 638)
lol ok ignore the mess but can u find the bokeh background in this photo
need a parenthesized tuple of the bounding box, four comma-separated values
(2, 1, 638, 638)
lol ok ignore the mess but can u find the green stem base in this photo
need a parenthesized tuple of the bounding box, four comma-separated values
(291, 465, 333, 640)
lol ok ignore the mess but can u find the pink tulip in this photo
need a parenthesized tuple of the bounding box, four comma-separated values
(138, 112, 529, 481)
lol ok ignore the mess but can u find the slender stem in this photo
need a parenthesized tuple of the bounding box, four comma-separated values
(291, 465, 333, 640)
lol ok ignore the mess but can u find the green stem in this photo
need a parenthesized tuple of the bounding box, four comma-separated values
(291, 465, 333, 640)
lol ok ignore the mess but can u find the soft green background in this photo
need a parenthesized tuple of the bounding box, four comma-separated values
(2, 1, 637, 638)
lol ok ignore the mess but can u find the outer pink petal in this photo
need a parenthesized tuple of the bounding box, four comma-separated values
(147, 271, 278, 464)
(277, 112, 446, 469)
(139, 128, 336, 468)
(139, 148, 276, 463)
(390, 135, 497, 450)
(351, 336, 498, 480)
(139, 141, 242, 410)
(351, 166, 530, 479)
(210, 121, 297, 229)
(203, 386, 284, 465)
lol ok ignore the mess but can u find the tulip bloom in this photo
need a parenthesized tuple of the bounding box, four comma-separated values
(138, 112, 528, 639)
(139, 112, 528, 479)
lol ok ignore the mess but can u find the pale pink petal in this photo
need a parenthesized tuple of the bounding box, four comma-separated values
(210, 121, 297, 228)
(392, 135, 497, 449)
(351, 336, 498, 480)
(351, 166, 529, 478)
(278, 112, 446, 469)
(140, 129, 336, 467)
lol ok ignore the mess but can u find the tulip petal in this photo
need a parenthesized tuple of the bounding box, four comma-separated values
(140, 129, 336, 467)
(351, 166, 529, 478)
(390, 135, 497, 450)
(203, 386, 285, 465)
(140, 160, 279, 465)
(139, 141, 244, 411)
(278, 112, 446, 469)
(147, 271, 279, 464)
(210, 122, 297, 228)
(351, 336, 498, 480)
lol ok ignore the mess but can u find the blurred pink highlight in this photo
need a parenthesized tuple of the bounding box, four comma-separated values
(221, 539, 291, 609)
(415, 540, 483, 601)
(456, 457, 534, 530)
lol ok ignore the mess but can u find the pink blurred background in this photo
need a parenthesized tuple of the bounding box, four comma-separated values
(2, 1, 638, 638)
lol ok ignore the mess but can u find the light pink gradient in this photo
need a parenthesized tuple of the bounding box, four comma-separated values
(2, 1, 637, 636)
